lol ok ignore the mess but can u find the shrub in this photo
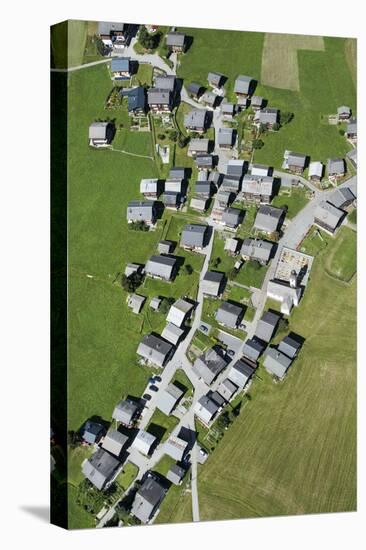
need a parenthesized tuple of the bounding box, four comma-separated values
(280, 111, 294, 125)
(157, 133, 165, 140)
(252, 139, 264, 149)
(272, 122, 280, 131)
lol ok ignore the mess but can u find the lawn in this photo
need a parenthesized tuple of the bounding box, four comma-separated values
(115, 462, 138, 491)
(271, 188, 309, 219)
(51, 20, 89, 69)
(68, 484, 95, 529)
(348, 209, 357, 224)
(235, 260, 268, 289)
(196, 227, 356, 520)
(325, 227, 356, 282)
(147, 409, 180, 442)
(172, 368, 194, 398)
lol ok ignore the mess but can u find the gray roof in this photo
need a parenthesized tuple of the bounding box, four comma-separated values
(187, 82, 202, 95)
(132, 430, 156, 454)
(224, 237, 240, 253)
(256, 108, 278, 125)
(278, 335, 301, 359)
(161, 323, 184, 345)
(314, 201, 344, 230)
(145, 255, 177, 280)
(111, 57, 130, 72)
(165, 178, 183, 193)
(140, 178, 158, 194)
(121, 86, 145, 112)
(201, 91, 217, 106)
(346, 118, 357, 135)
(327, 158, 345, 175)
(165, 436, 188, 461)
(215, 301, 243, 328)
(169, 167, 186, 179)
(267, 280, 302, 310)
(308, 161, 323, 178)
(147, 88, 171, 105)
(131, 477, 166, 523)
(98, 21, 125, 35)
(251, 96, 264, 107)
(167, 464, 185, 485)
(102, 430, 129, 456)
(89, 121, 109, 140)
(254, 205, 283, 233)
(137, 334, 174, 367)
(181, 224, 207, 248)
(196, 154, 213, 167)
(81, 420, 104, 444)
(157, 383, 184, 415)
(217, 378, 237, 401)
(242, 175, 274, 197)
(188, 138, 210, 153)
(228, 358, 255, 388)
(194, 394, 220, 423)
(328, 187, 355, 209)
(192, 347, 228, 385)
(216, 190, 232, 206)
(242, 338, 265, 362)
(227, 159, 245, 177)
(82, 448, 120, 490)
(208, 71, 224, 86)
(255, 311, 280, 342)
(191, 196, 208, 211)
(221, 102, 235, 114)
(241, 238, 273, 263)
(218, 127, 235, 146)
(184, 109, 207, 129)
(112, 400, 139, 424)
(158, 240, 173, 254)
(154, 75, 176, 91)
(166, 31, 185, 47)
(166, 298, 194, 327)
(202, 271, 224, 296)
(346, 148, 357, 166)
(264, 347, 292, 378)
(195, 181, 212, 196)
(221, 175, 241, 192)
(287, 152, 307, 168)
(234, 75, 253, 94)
(127, 201, 155, 223)
(251, 163, 270, 176)
(162, 191, 180, 206)
(222, 207, 241, 228)
(128, 293, 146, 313)
(337, 105, 351, 115)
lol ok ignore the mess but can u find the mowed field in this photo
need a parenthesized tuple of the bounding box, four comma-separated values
(191, 229, 356, 521)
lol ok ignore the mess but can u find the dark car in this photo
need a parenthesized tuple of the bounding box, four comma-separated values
(154, 375, 162, 383)
(148, 377, 155, 384)
(143, 393, 152, 401)
(200, 324, 208, 333)
(149, 385, 159, 392)
(227, 349, 235, 357)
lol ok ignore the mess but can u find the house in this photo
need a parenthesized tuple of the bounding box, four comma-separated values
(102, 430, 129, 457)
(241, 238, 273, 265)
(346, 148, 357, 169)
(314, 201, 345, 234)
(227, 358, 256, 389)
(227, 159, 245, 177)
(81, 448, 120, 490)
(166, 31, 186, 52)
(210, 391, 226, 408)
(267, 279, 302, 315)
(278, 335, 301, 359)
(221, 207, 241, 229)
(112, 399, 139, 426)
(181, 224, 208, 250)
(337, 105, 351, 121)
(215, 190, 233, 209)
(218, 127, 236, 148)
(327, 158, 345, 180)
(184, 109, 208, 132)
(165, 179, 184, 193)
(195, 154, 214, 169)
(217, 378, 238, 401)
(162, 191, 181, 209)
(198, 170, 208, 181)
(346, 118, 357, 140)
(121, 86, 146, 115)
(131, 476, 166, 524)
(255, 108, 278, 128)
(190, 196, 209, 212)
(132, 430, 156, 455)
(147, 88, 172, 113)
(140, 179, 159, 199)
(192, 347, 228, 385)
(215, 301, 243, 329)
(285, 151, 307, 173)
(187, 82, 203, 99)
(127, 201, 156, 225)
(251, 163, 271, 177)
(201, 90, 218, 108)
(202, 271, 225, 296)
(221, 175, 241, 193)
(154, 75, 176, 92)
(208, 72, 225, 88)
(255, 311, 280, 343)
(81, 420, 105, 445)
(188, 138, 210, 157)
(161, 323, 184, 345)
(195, 181, 214, 197)
(150, 296, 162, 311)
(221, 102, 236, 118)
(167, 464, 186, 485)
(224, 237, 240, 255)
(251, 96, 264, 110)
(242, 337, 265, 363)
(136, 333, 174, 367)
(145, 255, 177, 281)
(242, 175, 274, 203)
(254, 205, 284, 234)
(111, 57, 131, 79)
(98, 21, 126, 46)
(127, 293, 146, 314)
(88, 121, 114, 147)
(234, 75, 254, 97)
(165, 436, 188, 461)
(264, 347, 293, 379)
(157, 383, 184, 415)
(158, 240, 174, 254)
(194, 394, 220, 426)
(208, 171, 221, 186)
(308, 161, 323, 182)
(328, 187, 355, 210)
(169, 167, 186, 180)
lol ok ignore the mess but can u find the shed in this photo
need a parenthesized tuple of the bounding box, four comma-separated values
(136, 334, 174, 367)
(132, 430, 156, 455)
(127, 293, 146, 314)
(161, 323, 184, 346)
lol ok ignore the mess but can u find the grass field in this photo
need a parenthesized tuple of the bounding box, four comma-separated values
(271, 188, 309, 219)
(326, 227, 356, 282)
(191, 229, 356, 521)
(51, 20, 89, 69)
(147, 409, 180, 442)
(115, 462, 138, 491)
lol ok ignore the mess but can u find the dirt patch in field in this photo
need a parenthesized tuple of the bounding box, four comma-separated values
(344, 38, 357, 88)
(261, 33, 325, 91)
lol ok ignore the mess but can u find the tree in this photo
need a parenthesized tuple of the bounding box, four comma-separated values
(258, 123, 268, 136)
(157, 133, 165, 140)
(217, 411, 231, 430)
(212, 257, 221, 268)
(168, 130, 178, 142)
(228, 268, 238, 280)
(272, 122, 280, 131)
(159, 297, 175, 314)
(250, 259, 261, 271)
(184, 264, 193, 275)
(178, 135, 189, 148)
(280, 111, 294, 125)
(120, 272, 143, 293)
(252, 139, 264, 149)
(67, 430, 80, 448)
(339, 128, 345, 136)
(129, 220, 149, 232)
(277, 317, 289, 333)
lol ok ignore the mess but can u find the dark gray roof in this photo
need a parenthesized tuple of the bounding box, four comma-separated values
(234, 75, 253, 94)
(98, 21, 125, 35)
(196, 154, 213, 167)
(184, 108, 207, 128)
(131, 477, 166, 523)
(328, 187, 355, 209)
(221, 175, 241, 192)
(226, 159, 245, 177)
(327, 158, 345, 175)
(228, 358, 255, 388)
(278, 335, 301, 359)
(314, 201, 344, 230)
(209, 390, 226, 408)
(222, 207, 241, 227)
(147, 88, 171, 105)
(255, 311, 280, 342)
(215, 301, 243, 328)
(81, 420, 104, 444)
(254, 205, 284, 233)
(145, 255, 177, 279)
(187, 82, 202, 95)
(195, 394, 220, 422)
(166, 31, 185, 47)
(346, 118, 357, 135)
(192, 347, 228, 384)
(181, 224, 207, 248)
(257, 108, 278, 125)
(242, 338, 265, 362)
(82, 448, 120, 490)
(121, 86, 145, 112)
(241, 238, 273, 263)
(287, 152, 307, 168)
(264, 347, 292, 378)
(167, 464, 185, 485)
(217, 378, 237, 401)
(202, 271, 224, 295)
(137, 333, 174, 367)
(195, 181, 212, 196)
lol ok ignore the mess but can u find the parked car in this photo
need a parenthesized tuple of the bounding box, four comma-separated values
(143, 394, 152, 401)
(148, 377, 155, 384)
(149, 385, 159, 392)
(154, 375, 162, 383)
(200, 324, 208, 333)
(227, 349, 235, 357)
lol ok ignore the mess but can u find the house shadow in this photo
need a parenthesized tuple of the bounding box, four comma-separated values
(272, 177, 282, 198)
(154, 200, 165, 220)
(249, 79, 258, 96)
(184, 35, 194, 53)
(78, 415, 111, 435)
(146, 423, 167, 444)
(130, 60, 139, 76)
(178, 427, 197, 455)
(287, 331, 306, 347)
(205, 110, 214, 129)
